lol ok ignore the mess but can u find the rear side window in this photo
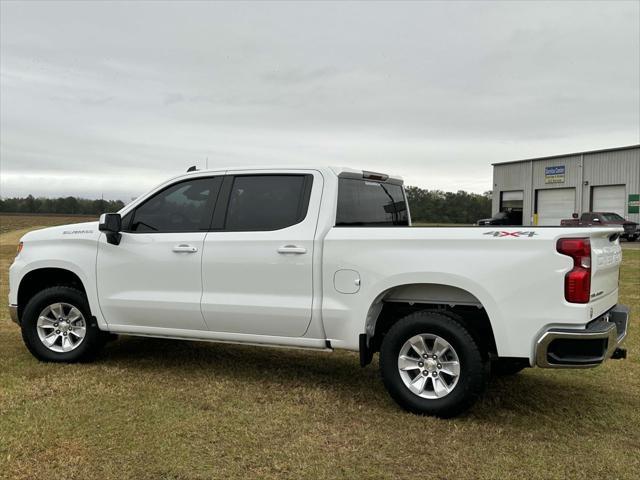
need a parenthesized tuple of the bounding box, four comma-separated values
(129, 177, 219, 232)
(336, 178, 409, 227)
(224, 175, 312, 231)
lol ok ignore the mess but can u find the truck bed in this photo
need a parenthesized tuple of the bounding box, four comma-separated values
(321, 226, 622, 358)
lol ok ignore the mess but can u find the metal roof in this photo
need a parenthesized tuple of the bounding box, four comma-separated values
(492, 144, 639, 167)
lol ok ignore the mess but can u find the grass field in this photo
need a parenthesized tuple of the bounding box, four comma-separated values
(0, 214, 639, 480)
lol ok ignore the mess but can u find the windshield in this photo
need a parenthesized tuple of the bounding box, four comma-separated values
(601, 213, 625, 222)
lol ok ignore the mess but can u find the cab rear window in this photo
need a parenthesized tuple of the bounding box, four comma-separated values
(336, 178, 409, 227)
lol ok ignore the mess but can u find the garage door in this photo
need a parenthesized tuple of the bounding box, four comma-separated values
(536, 188, 575, 226)
(592, 185, 625, 217)
(500, 191, 524, 225)
(500, 190, 524, 209)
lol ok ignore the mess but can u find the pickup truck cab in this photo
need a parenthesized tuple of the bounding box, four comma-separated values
(9, 166, 630, 417)
(561, 212, 639, 242)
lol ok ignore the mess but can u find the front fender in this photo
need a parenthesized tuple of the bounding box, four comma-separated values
(9, 236, 105, 328)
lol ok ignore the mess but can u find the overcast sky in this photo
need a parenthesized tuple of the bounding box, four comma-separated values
(1, 1, 639, 200)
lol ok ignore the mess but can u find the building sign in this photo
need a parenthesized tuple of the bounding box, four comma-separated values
(630, 194, 640, 214)
(544, 165, 565, 184)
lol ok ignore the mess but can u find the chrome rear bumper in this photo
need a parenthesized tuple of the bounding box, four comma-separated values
(536, 304, 629, 368)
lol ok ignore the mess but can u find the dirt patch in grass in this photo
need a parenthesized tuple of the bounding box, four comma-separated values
(0, 215, 639, 479)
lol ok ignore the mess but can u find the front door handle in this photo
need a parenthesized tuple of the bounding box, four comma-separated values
(277, 245, 307, 254)
(173, 244, 198, 253)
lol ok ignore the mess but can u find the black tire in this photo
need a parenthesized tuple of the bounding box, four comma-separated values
(627, 236, 637, 242)
(491, 358, 529, 376)
(379, 311, 489, 418)
(21, 286, 104, 362)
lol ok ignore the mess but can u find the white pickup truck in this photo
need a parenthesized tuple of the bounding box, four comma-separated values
(9, 166, 629, 417)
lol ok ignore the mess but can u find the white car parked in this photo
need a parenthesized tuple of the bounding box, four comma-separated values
(9, 166, 629, 417)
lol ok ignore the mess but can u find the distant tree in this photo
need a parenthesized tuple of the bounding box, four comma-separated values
(0, 196, 125, 215)
(405, 186, 491, 224)
(25, 194, 36, 213)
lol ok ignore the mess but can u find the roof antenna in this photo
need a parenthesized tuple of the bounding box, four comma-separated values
(187, 165, 197, 172)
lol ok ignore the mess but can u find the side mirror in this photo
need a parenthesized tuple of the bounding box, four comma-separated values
(99, 213, 122, 245)
(572, 213, 579, 219)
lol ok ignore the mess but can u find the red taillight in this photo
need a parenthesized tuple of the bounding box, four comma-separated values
(557, 237, 591, 303)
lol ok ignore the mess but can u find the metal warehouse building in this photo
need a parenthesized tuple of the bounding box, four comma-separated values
(491, 145, 640, 226)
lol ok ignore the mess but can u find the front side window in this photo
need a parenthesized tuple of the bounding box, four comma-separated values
(129, 177, 218, 232)
(224, 175, 312, 231)
(336, 178, 409, 227)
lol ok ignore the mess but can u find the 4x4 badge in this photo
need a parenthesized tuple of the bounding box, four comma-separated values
(483, 231, 537, 238)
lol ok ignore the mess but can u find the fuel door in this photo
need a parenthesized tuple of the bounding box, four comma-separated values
(334, 269, 361, 294)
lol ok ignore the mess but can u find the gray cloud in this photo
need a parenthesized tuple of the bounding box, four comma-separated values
(163, 93, 185, 106)
(1, 0, 638, 201)
(262, 66, 341, 85)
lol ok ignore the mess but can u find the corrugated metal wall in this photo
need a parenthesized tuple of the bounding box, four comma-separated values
(531, 155, 583, 224)
(491, 161, 532, 223)
(492, 146, 640, 226)
(583, 148, 640, 224)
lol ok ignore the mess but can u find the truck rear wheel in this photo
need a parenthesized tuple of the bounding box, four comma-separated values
(21, 286, 104, 362)
(379, 311, 489, 417)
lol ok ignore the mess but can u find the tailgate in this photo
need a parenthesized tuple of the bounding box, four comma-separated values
(589, 229, 623, 302)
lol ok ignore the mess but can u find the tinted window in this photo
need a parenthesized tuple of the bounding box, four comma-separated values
(602, 213, 625, 222)
(224, 175, 312, 231)
(121, 211, 133, 230)
(130, 177, 219, 232)
(336, 178, 409, 227)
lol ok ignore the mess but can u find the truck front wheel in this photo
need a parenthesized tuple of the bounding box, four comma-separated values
(379, 311, 489, 417)
(21, 286, 105, 362)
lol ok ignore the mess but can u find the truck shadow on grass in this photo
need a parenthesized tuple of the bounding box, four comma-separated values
(98, 336, 635, 426)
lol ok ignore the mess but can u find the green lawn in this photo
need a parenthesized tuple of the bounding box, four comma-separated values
(0, 215, 638, 479)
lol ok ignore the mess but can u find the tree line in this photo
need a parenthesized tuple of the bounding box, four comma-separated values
(405, 187, 492, 224)
(0, 188, 493, 224)
(0, 195, 125, 216)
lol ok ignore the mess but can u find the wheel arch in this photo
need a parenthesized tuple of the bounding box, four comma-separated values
(362, 282, 499, 365)
(17, 266, 91, 322)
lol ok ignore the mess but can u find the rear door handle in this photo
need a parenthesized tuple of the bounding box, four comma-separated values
(277, 245, 307, 254)
(173, 244, 198, 253)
